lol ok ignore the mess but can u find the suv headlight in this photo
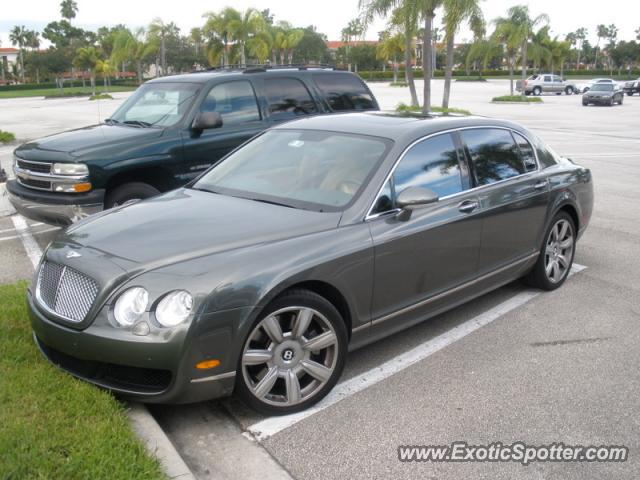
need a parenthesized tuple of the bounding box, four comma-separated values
(155, 290, 193, 327)
(114, 287, 149, 327)
(52, 163, 89, 176)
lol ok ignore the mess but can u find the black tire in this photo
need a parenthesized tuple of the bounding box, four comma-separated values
(524, 211, 576, 291)
(583, 87, 590, 93)
(618, 95, 624, 105)
(627, 92, 634, 96)
(533, 87, 542, 96)
(565, 86, 574, 95)
(104, 182, 160, 209)
(525, 91, 531, 96)
(582, 100, 589, 106)
(235, 289, 348, 415)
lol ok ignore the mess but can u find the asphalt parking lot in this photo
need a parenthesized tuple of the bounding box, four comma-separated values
(1, 80, 639, 479)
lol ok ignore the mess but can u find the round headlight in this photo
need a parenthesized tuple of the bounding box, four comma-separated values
(114, 287, 148, 327)
(155, 290, 193, 327)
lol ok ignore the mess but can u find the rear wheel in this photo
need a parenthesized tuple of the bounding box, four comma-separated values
(582, 100, 589, 106)
(525, 212, 576, 291)
(618, 95, 624, 105)
(565, 86, 574, 95)
(104, 182, 160, 209)
(236, 289, 348, 415)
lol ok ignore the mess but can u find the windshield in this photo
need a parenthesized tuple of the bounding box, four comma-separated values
(109, 82, 200, 127)
(591, 84, 614, 92)
(193, 129, 391, 211)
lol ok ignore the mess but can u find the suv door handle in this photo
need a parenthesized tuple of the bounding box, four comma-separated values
(534, 180, 547, 190)
(458, 200, 479, 214)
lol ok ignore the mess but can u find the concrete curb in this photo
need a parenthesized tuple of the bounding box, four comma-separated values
(490, 101, 544, 104)
(128, 403, 197, 480)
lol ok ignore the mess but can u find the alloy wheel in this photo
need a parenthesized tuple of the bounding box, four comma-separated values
(241, 306, 339, 407)
(544, 219, 574, 284)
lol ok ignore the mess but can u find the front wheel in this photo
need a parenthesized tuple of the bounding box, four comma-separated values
(236, 290, 348, 415)
(525, 212, 576, 291)
(104, 182, 160, 209)
(533, 87, 542, 96)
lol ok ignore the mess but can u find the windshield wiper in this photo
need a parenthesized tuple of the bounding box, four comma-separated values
(249, 198, 296, 209)
(104, 118, 120, 125)
(122, 120, 153, 128)
(190, 186, 219, 194)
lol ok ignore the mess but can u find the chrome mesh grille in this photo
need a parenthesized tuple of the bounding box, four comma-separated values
(36, 261, 99, 323)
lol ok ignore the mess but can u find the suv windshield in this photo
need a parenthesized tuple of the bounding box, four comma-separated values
(193, 129, 391, 211)
(109, 82, 200, 127)
(591, 84, 614, 92)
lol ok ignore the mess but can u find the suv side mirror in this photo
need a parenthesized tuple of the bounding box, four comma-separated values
(396, 186, 439, 220)
(192, 111, 223, 131)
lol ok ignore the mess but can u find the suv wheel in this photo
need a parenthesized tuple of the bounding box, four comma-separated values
(236, 289, 347, 415)
(533, 86, 542, 96)
(565, 86, 574, 95)
(104, 182, 160, 209)
(525, 212, 576, 291)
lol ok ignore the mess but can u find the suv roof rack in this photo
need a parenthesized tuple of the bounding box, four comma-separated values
(191, 64, 345, 74)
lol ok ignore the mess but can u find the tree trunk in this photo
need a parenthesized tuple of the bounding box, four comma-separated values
(393, 55, 398, 83)
(404, 29, 418, 107)
(422, 13, 434, 114)
(161, 38, 166, 75)
(271, 50, 276, 64)
(520, 41, 528, 98)
(137, 61, 143, 85)
(20, 51, 25, 82)
(104, 75, 108, 92)
(442, 34, 455, 109)
(241, 44, 246, 66)
(576, 48, 581, 70)
(91, 74, 96, 95)
(280, 50, 285, 65)
(509, 56, 514, 96)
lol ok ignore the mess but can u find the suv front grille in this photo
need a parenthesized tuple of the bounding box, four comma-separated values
(17, 177, 51, 190)
(17, 159, 52, 174)
(36, 261, 99, 323)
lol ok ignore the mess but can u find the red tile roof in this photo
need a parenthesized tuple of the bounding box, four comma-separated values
(326, 40, 378, 49)
(0, 48, 19, 53)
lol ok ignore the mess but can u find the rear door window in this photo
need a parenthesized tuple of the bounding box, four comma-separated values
(201, 81, 260, 126)
(263, 77, 318, 120)
(312, 73, 376, 111)
(461, 128, 525, 186)
(513, 132, 537, 172)
(544, 75, 552, 82)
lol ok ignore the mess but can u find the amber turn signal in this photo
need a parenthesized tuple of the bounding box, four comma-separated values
(73, 182, 92, 193)
(196, 359, 220, 370)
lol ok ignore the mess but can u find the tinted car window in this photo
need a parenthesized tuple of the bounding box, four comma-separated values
(513, 132, 537, 172)
(544, 75, 552, 82)
(312, 73, 376, 111)
(201, 81, 260, 126)
(264, 78, 318, 119)
(462, 128, 524, 185)
(532, 135, 559, 168)
(394, 134, 463, 198)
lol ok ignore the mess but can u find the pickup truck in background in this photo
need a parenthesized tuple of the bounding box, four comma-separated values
(516, 74, 578, 96)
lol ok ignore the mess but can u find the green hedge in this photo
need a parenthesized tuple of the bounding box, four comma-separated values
(0, 78, 139, 92)
(357, 68, 640, 81)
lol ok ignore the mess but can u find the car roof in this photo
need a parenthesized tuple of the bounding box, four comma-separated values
(145, 68, 352, 85)
(271, 112, 524, 144)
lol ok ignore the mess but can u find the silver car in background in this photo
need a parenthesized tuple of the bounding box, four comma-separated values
(516, 74, 578, 96)
(576, 78, 620, 94)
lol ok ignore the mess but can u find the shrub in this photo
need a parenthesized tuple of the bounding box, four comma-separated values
(0, 130, 16, 144)
(396, 102, 471, 115)
(89, 93, 114, 101)
(492, 95, 543, 103)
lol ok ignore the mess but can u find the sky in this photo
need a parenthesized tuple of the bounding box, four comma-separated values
(1, 0, 639, 49)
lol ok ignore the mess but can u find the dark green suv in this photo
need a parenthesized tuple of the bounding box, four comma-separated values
(7, 67, 379, 225)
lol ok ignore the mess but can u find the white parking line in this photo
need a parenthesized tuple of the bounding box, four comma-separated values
(10, 215, 43, 269)
(246, 263, 587, 442)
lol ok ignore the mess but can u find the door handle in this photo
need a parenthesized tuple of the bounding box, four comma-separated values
(534, 180, 547, 190)
(458, 200, 479, 214)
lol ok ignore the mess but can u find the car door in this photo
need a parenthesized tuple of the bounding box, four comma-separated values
(181, 80, 267, 181)
(553, 75, 564, 92)
(368, 132, 482, 331)
(459, 128, 549, 275)
(543, 75, 553, 93)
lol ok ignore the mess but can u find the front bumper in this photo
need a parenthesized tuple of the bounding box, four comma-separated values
(6, 179, 104, 226)
(28, 289, 244, 404)
(583, 96, 613, 104)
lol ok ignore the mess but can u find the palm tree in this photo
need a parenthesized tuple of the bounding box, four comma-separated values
(283, 29, 305, 64)
(202, 8, 238, 67)
(528, 26, 551, 73)
(73, 47, 100, 94)
(24, 30, 41, 83)
(60, 0, 78, 21)
(96, 58, 116, 91)
(360, 0, 420, 107)
(572, 27, 587, 69)
(247, 31, 272, 64)
(9, 26, 28, 82)
(376, 32, 405, 82)
(190, 28, 203, 57)
(226, 8, 267, 66)
(442, 0, 485, 108)
(112, 28, 156, 84)
(148, 19, 177, 76)
(494, 6, 548, 98)
(595, 24, 607, 68)
(491, 19, 520, 95)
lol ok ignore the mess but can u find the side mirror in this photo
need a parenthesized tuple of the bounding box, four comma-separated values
(396, 186, 439, 220)
(192, 111, 223, 131)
